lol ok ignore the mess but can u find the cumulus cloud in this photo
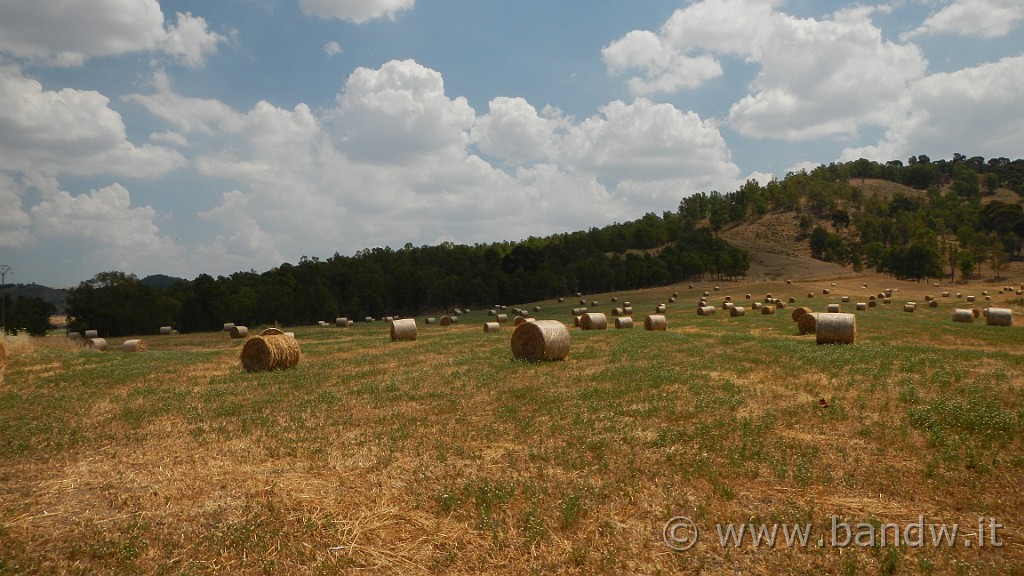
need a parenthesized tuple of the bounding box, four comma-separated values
(904, 0, 1024, 39)
(0, 172, 33, 248)
(297, 0, 414, 23)
(0, 65, 186, 177)
(124, 70, 244, 137)
(602, 30, 723, 95)
(0, 1, 226, 67)
(472, 97, 567, 165)
(323, 41, 343, 58)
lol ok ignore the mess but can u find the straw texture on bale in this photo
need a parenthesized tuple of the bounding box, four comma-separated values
(159, 326, 172, 335)
(797, 312, 818, 335)
(986, 308, 1013, 326)
(573, 315, 581, 327)
(791, 306, 812, 322)
(614, 317, 633, 329)
(484, 321, 500, 333)
(580, 312, 608, 330)
(85, 329, 99, 338)
(856, 302, 867, 311)
(697, 305, 716, 316)
(122, 339, 147, 352)
(775, 301, 787, 309)
(644, 314, 668, 331)
(760, 305, 776, 315)
(230, 325, 249, 339)
(241, 333, 301, 371)
(827, 304, 840, 313)
(730, 306, 746, 317)
(390, 318, 417, 341)
(85, 338, 108, 351)
(611, 307, 623, 316)
(904, 303, 916, 312)
(815, 313, 856, 345)
(952, 309, 974, 323)
(511, 320, 570, 361)
(514, 316, 534, 326)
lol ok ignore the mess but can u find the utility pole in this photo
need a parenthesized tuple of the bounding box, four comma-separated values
(0, 265, 9, 336)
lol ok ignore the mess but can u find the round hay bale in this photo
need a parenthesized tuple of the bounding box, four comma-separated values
(623, 301, 631, 307)
(591, 300, 599, 307)
(904, 303, 916, 312)
(558, 297, 565, 303)
(745, 294, 752, 299)
(614, 316, 633, 329)
(514, 316, 533, 326)
(644, 314, 667, 331)
(697, 305, 716, 316)
(259, 327, 285, 336)
(856, 302, 867, 311)
(240, 333, 301, 371)
(222, 323, 235, 332)
(982, 290, 989, 296)
(791, 306, 812, 322)
(573, 315, 582, 327)
(797, 312, 818, 335)
(924, 295, 933, 301)
(159, 326, 172, 335)
(827, 304, 840, 313)
(788, 297, 796, 304)
(668, 297, 676, 303)
(722, 302, 735, 310)
(952, 309, 974, 323)
(483, 321, 501, 333)
(85, 329, 99, 338)
(496, 313, 509, 323)
(425, 317, 437, 324)
(775, 300, 787, 309)
(841, 296, 850, 303)
(868, 299, 877, 308)
(611, 307, 622, 317)
(364, 316, 374, 322)
(85, 338, 108, 351)
(831, 282, 837, 287)
(336, 317, 349, 327)
(440, 315, 453, 326)
(714, 285, 720, 291)
(822, 288, 830, 295)
(760, 305, 776, 315)
(942, 291, 950, 298)
(816, 313, 856, 345)
(765, 293, 773, 299)
(571, 307, 587, 315)
(674, 291, 681, 297)
(611, 297, 617, 303)
(390, 318, 417, 341)
(986, 308, 1013, 327)
(701, 291, 709, 297)
(729, 306, 745, 317)
(622, 306, 633, 315)
(967, 295, 976, 302)
(985, 295, 992, 301)
(807, 292, 814, 298)
(656, 304, 667, 313)
(449, 315, 460, 325)
(787, 279, 792, 284)
(122, 339, 147, 352)
(511, 320, 570, 361)
(229, 325, 248, 339)
(580, 312, 608, 330)
(883, 297, 892, 304)
(724, 296, 732, 302)
(752, 302, 762, 310)
(928, 300, 938, 308)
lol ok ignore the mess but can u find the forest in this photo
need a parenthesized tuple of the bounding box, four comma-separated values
(59, 153, 1024, 337)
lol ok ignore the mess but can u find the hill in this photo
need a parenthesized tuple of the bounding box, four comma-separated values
(0, 283, 69, 313)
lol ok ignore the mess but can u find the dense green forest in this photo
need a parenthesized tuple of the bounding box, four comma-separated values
(62, 153, 1024, 337)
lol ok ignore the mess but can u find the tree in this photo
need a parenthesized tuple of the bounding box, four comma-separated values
(957, 251, 976, 281)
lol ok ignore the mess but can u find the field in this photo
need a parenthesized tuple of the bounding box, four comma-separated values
(2, 276, 1023, 575)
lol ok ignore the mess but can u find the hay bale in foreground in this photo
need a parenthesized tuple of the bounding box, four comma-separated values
(986, 308, 1013, 326)
(159, 326, 172, 335)
(229, 325, 248, 339)
(390, 318, 417, 341)
(644, 314, 667, 331)
(580, 312, 608, 330)
(85, 338, 108, 351)
(122, 339, 147, 352)
(952, 309, 974, 323)
(511, 320, 570, 361)
(797, 312, 818, 335)
(614, 317, 633, 329)
(791, 306, 812, 322)
(730, 306, 746, 317)
(484, 321, 501, 333)
(816, 313, 856, 345)
(241, 333, 301, 371)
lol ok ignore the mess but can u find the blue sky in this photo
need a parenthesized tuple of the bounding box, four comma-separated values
(1, 0, 1023, 287)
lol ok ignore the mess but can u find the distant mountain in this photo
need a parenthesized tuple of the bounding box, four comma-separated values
(140, 274, 186, 290)
(0, 283, 69, 313)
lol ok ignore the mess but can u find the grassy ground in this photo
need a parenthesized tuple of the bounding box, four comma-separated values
(1, 277, 1023, 575)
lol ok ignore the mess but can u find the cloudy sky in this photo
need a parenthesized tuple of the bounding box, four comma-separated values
(1, 0, 1022, 287)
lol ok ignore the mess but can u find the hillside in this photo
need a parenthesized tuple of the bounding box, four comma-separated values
(718, 212, 854, 282)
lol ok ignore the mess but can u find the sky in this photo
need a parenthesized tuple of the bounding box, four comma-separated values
(1, 0, 1023, 287)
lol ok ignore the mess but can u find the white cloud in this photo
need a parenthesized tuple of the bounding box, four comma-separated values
(324, 41, 343, 58)
(0, 1, 226, 67)
(472, 97, 567, 165)
(0, 65, 186, 177)
(124, 70, 244, 137)
(904, 0, 1024, 39)
(602, 30, 723, 95)
(841, 55, 1024, 162)
(297, 0, 414, 23)
(0, 172, 33, 248)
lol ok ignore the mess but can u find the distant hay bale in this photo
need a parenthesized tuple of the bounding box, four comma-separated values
(760, 305, 776, 315)
(856, 302, 867, 311)
(942, 291, 950, 298)
(982, 290, 989, 296)
(668, 297, 676, 303)
(425, 317, 437, 324)
(85, 329, 99, 338)
(807, 292, 814, 298)
(724, 296, 732, 302)
(714, 285, 720, 291)
(752, 302, 762, 310)
(614, 316, 633, 329)
(697, 305, 716, 316)
(240, 332, 301, 372)
(222, 323, 234, 332)
(788, 297, 796, 303)
(622, 306, 633, 315)
(534, 306, 541, 312)
(822, 289, 830, 295)
(644, 314, 667, 331)
(722, 302, 735, 310)
(122, 339, 147, 352)
(816, 313, 856, 345)
(230, 325, 249, 339)
(656, 304, 667, 313)
(797, 312, 818, 335)
(365, 316, 374, 322)
(496, 314, 509, 323)
(841, 296, 850, 303)
(514, 316, 534, 327)
(868, 300, 877, 308)
(745, 294, 752, 299)
(484, 321, 501, 332)
(786, 279, 792, 284)
(967, 295, 976, 302)
(674, 291, 680, 297)
(511, 320, 570, 361)
(623, 301, 631, 307)
(924, 295, 933, 301)
(558, 297, 565, 303)
(775, 300, 787, 309)
(611, 297, 618, 303)
(928, 300, 938, 308)
(702, 291, 709, 297)
(440, 315, 458, 326)
(791, 306, 812, 322)
(986, 308, 1013, 327)
(985, 295, 992, 301)
(580, 312, 608, 330)
(827, 304, 840, 313)
(591, 300, 599, 307)
(571, 307, 587, 315)
(573, 315, 581, 327)
(336, 317, 349, 327)
(390, 318, 417, 341)
(952, 309, 974, 323)
(159, 326, 172, 335)
(883, 297, 892, 304)
(730, 306, 745, 317)
(904, 303, 916, 312)
(831, 282, 837, 287)
(85, 338, 108, 351)
(611, 307, 622, 316)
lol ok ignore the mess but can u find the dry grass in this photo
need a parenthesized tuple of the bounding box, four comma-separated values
(2, 275, 1024, 575)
